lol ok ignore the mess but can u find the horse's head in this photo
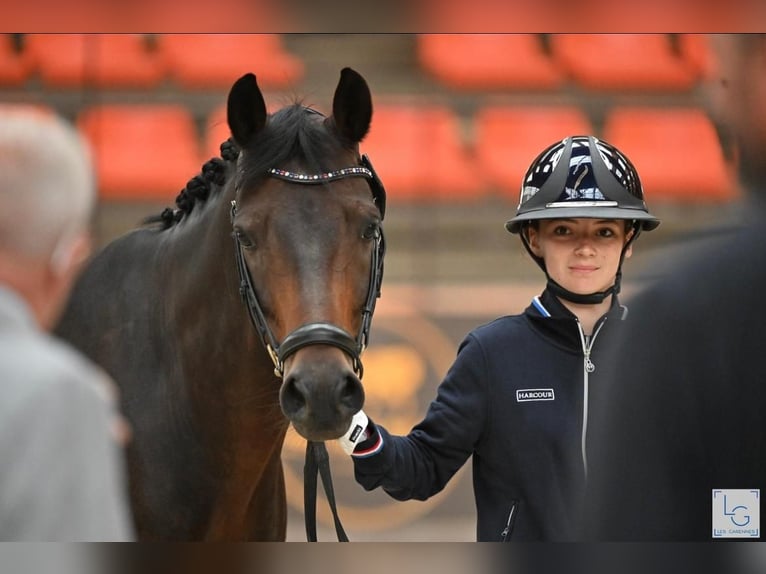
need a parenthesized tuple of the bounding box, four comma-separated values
(226, 68, 385, 441)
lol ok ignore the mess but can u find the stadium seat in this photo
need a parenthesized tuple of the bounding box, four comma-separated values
(77, 105, 201, 200)
(0, 34, 32, 86)
(549, 34, 700, 91)
(474, 105, 593, 197)
(602, 106, 735, 201)
(157, 34, 303, 89)
(24, 34, 165, 88)
(360, 102, 485, 201)
(416, 34, 564, 90)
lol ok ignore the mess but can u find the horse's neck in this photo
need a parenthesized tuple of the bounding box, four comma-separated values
(162, 191, 282, 413)
(165, 193, 272, 382)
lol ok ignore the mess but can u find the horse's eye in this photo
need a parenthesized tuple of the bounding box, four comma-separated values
(234, 229, 255, 248)
(362, 222, 380, 240)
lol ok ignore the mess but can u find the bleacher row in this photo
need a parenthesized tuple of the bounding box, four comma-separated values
(0, 34, 736, 204)
(0, 34, 710, 92)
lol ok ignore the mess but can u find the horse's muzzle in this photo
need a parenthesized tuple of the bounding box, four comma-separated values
(279, 345, 365, 441)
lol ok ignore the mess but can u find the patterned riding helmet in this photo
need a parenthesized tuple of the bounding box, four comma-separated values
(505, 135, 660, 234)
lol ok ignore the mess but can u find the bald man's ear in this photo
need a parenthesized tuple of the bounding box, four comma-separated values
(49, 230, 91, 277)
(42, 230, 92, 330)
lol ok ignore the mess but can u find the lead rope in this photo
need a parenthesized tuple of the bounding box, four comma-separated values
(304, 441, 349, 541)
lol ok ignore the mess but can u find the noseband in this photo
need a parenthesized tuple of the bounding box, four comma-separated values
(230, 154, 386, 379)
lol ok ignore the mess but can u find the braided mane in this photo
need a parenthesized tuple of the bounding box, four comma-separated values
(144, 139, 240, 229)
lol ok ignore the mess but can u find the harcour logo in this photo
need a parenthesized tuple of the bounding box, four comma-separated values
(516, 388, 555, 402)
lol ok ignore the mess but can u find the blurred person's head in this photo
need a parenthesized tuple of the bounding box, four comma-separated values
(708, 34, 766, 193)
(0, 108, 95, 329)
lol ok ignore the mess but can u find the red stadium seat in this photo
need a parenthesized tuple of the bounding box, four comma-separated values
(78, 105, 201, 200)
(360, 102, 485, 202)
(474, 105, 593, 197)
(416, 34, 564, 90)
(602, 106, 735, 201)
(549, 34, 700, 91)
(157, 34, 303, 89)
(24, 34, 165, 88)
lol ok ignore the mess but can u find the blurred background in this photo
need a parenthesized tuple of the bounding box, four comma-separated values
(0, 32, 748, 541)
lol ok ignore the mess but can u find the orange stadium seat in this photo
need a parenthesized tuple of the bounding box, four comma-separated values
(360, 103, 485, 201)
(475, 105, 593, 197)
(549, 34, 700, 91)
(416, 34, 564, 90)
(0, 34, 32, 86)
(78, 105, 201, 200)
(24, 34, 165, 88)
(602, 106, 735, 201)
(157, 34, 303, 89)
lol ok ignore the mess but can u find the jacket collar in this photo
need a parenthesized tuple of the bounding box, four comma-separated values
(524, 287, 626, 353)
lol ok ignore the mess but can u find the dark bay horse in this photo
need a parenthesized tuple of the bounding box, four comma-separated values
(55, 68, 386, 540)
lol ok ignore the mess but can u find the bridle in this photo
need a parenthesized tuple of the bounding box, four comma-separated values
(229, 153, 386, 379)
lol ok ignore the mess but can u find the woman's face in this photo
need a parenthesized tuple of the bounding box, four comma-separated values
(527, 218, 633, 295)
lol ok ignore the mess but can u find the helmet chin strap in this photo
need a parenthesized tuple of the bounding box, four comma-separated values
(520, 222, 641, 307)
(545, 274, 620, 305)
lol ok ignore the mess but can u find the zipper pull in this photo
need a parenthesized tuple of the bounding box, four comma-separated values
(500, 504, 516, 541)
(584, 351, 595, 373)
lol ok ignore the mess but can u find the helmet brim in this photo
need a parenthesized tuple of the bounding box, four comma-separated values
(505, 206, 661, 234)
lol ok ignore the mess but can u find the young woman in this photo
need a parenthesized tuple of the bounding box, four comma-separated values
(339, 135, 660, 541)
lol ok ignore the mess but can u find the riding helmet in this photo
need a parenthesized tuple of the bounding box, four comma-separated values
(505, 135, 660, 234)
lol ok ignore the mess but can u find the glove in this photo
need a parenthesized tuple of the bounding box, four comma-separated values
(338, 410, 369, 455)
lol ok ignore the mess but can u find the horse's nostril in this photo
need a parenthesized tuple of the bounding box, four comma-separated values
(280, 375, 307, 418)
(337, 373, 364, 413)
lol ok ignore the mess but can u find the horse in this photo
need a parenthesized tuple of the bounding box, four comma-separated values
(55, 67, 386, 541)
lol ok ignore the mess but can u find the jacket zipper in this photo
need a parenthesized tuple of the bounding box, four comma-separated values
(500, 501, 518, 541)
(576, 318, 606, 479)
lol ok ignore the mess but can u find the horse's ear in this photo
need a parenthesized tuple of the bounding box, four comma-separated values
(332, 67, 372, 144)
(227, 73, 268, 148)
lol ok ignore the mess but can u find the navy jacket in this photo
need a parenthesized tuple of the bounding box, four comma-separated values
(352, 288, 627, 541)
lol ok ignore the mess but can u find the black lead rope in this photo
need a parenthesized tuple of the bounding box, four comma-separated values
(304, 441, 349, 542)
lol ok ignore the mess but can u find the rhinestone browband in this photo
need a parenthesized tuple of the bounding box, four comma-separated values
(267, 166, 373, 184)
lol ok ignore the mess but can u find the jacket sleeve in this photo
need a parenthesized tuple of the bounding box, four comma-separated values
(351, 332, 488, 501)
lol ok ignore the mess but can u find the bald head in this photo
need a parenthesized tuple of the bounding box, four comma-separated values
(0, 109, 95, 260)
